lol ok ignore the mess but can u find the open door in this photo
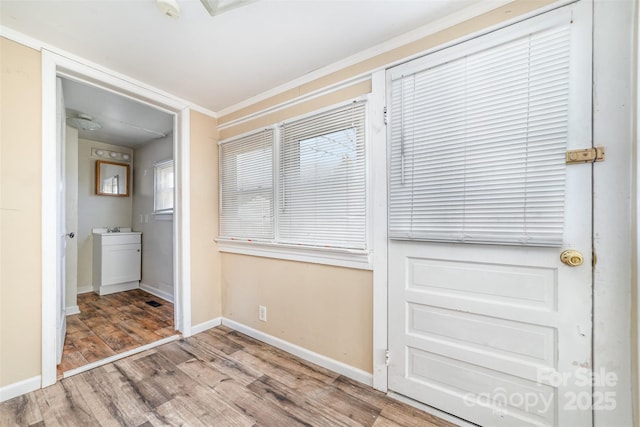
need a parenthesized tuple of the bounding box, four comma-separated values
(387, 3, 593, 426)
(56, 77, 67, 364)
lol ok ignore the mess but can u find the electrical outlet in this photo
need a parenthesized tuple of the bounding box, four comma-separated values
(258, 305, 267, 322)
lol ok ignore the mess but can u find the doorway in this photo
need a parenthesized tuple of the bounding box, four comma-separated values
(41, 51, 192, 387)
(56, 76, 179, 378)
(386, 2, 593, 426)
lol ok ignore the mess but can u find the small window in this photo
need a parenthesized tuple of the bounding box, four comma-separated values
(154, 159, 174, 214)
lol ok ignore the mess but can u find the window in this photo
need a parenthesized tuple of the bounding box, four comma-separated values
(279, 102, 366, 249)
(218, 101, 368, 263)
(154, 159, 174, 214)
(219, 129, 274, 240)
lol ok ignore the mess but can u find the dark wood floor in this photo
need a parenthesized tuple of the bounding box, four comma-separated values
(58, 289, 177, 377)
(3, 326, 456, 427)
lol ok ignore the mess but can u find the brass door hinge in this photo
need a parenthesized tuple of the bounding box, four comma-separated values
(566, 146, 605, 164)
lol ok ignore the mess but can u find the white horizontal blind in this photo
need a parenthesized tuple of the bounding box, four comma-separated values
(389, 25, 571, 246)
(279, 101, 366, 249)
(220, 129, 274, 240)
(154, 159, 174, 213)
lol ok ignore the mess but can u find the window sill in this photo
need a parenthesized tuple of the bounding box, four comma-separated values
(216, 239, 372, 270)
(152, 212, 173, 221)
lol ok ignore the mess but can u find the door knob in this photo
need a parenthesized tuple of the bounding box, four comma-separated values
(560, 249, 583, 267)
(66, 232, 75, 239)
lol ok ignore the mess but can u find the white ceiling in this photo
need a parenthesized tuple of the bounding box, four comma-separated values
(1, 0, 484, 114)
(62, 78, 174, 147)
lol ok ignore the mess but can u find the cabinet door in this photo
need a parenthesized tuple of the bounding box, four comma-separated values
(102, 243, 141, 285)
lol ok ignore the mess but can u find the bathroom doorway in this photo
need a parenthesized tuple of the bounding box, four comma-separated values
(41, 51, 191, 385)
(56, 76, 179, 379)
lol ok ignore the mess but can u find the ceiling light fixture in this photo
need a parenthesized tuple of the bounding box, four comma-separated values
(199, 0, 255, 16)
(67, 113, 102, 131)
(157, 0, 181, 18)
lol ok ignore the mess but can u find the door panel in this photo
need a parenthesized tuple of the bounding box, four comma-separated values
(389, 241, 591, 426)
(56, 77, 66, 364)
(387, 3, 592, 426)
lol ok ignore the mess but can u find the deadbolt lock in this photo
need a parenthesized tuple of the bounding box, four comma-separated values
(560, 250, 584, 267)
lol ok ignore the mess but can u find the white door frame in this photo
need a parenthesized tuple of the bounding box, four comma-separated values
(41, 49, 193, 387)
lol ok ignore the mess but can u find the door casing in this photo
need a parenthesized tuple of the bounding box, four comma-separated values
(41, 49, 196, 387)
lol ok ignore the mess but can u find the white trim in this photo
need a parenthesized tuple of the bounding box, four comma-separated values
(76, 285, 93, 294)
(176, 108, 192, 337)
(65, 305, 80, 316)
(217, 239, 372, 271)
(41, 50, 192, 389)
(222, 318, 373, 386)
(139, 283, 174, 304)
(0, 26, 217, 118)
(62, 335, 181, 379)
(191, 317, 222, 335)
(0, 376, 41, 403)
(41, 52, 58, 388)
(636, 0, 640, 422)
(370, 69, 388, 392)
(387, 392, 475, 427)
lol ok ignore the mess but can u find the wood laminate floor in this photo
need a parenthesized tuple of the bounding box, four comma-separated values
(57, 289, 177, 378)
(2, 326, 457, 427)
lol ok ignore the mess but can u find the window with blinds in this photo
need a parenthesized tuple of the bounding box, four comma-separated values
(279, 102, 367, 249)
(219, 129, 274, 240)
(154, 159, 174, 213)
(388, 25, 571, 246)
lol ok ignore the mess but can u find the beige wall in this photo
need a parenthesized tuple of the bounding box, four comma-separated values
(0, 38, 42, 387)
(222, 254, 374, 372)
(189, 110, 221, 325)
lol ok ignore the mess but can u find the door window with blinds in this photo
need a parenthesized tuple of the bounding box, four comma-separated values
(219, 101, 367, 251)
(388, 25, 571, 246)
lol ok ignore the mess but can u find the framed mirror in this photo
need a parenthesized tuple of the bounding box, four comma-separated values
(96, 160, 130, 197)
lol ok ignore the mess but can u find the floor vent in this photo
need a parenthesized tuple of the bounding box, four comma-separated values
(145, 300, 162, 308)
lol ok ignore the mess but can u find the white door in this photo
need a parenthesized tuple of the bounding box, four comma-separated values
(387, 3, 593, 426)
(56, 77, 67, 364)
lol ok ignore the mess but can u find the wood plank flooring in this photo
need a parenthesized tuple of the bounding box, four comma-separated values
(3, 326, 457, 427)
(58, 289, 176, 377)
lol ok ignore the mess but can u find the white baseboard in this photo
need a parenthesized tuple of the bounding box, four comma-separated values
(65, 305, 80, 316)
(0, 376, 41, 403)
(221, 318, 373, 387)
(191, 317, 222, 335)
(76, 285, 93, 294)
(140, 283, 174, 303)
(99, 281, 139, 296)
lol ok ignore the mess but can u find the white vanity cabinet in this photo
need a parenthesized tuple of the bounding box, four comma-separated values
(92, 232, 142, 295)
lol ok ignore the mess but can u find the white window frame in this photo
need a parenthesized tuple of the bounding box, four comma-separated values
(153, 159, 174, 217)
(217, 97, 372, 270)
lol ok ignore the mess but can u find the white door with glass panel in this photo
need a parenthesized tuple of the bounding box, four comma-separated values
(387, 3, 593, 426)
